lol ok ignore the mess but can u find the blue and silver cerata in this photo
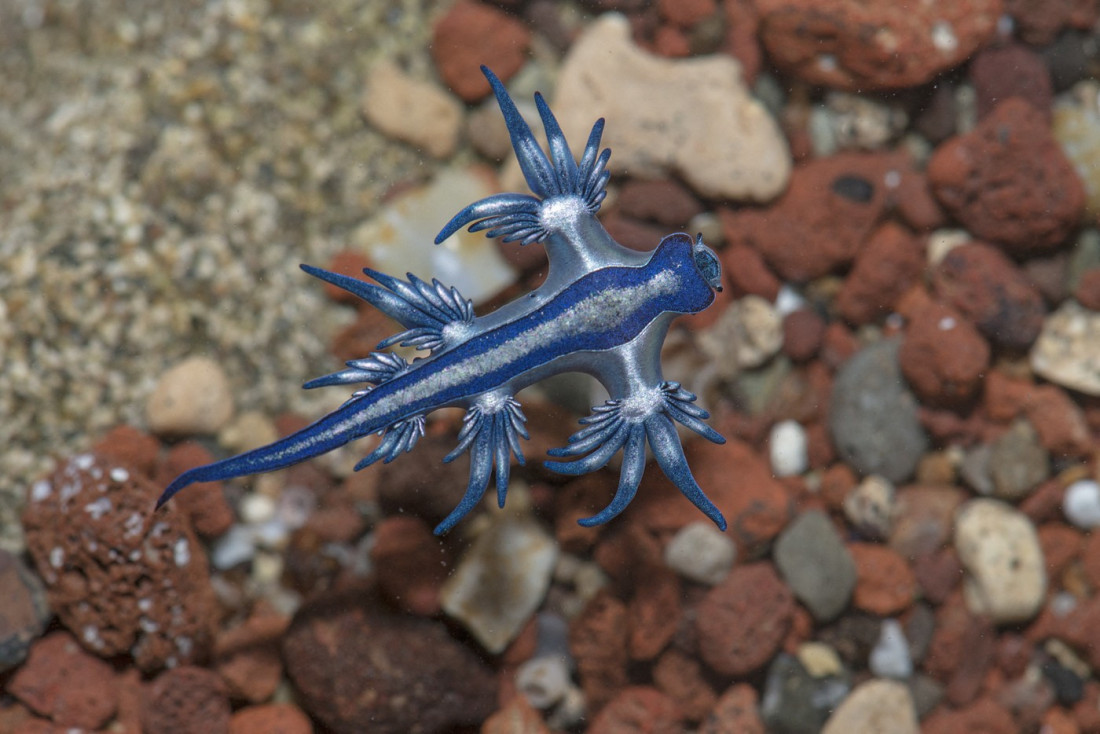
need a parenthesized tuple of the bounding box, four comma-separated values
(158, 67, 728, 535)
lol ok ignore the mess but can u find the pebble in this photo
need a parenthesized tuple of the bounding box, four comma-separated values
(8, 631, 118, 730)
(796, 642, 844, 678)
(1063, 479, 1100, 529)
(843, 475, 896, 541)
(0, 548, 50, 673)
(361, 61, 463, 159)
(828, 339, 928, 484)
(849, 543, 916, 616)
(588, 687, 680, 734)
(774, 510, 856, 622)
(1031, 300, 1100, 396)
(146, 356, 235, 436)
(701, 683, 766, 734)
(868, 619, 913, 679)
(955, 498, 1047, 623)
(821, 679, 919, 734)
(514, 655, 572, 709)
(141, 666, 231, 734)
(836, 221, 925, 325)
(1053, 80, 1100, 217)
(898, 301, 990, 407)
(663, 521, 737, 586)
(760, 653, 850, 734)
(441, 514, 558, 654)
(988, 419, 1050, 501)
(554, 14, 790, 202)
(229, 703, 314, 734)
(430, 0, 531, 102)
(696, 295, 783, 375)
(769, 419, 808, 477)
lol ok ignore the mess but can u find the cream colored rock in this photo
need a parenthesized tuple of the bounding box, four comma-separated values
(553, 14, 790, 202)
(362, 61, 464, 159)
(955, 498, 1047, 624)
(1031, 301, 1100, 396)
(821, 679, 918, 734)
(146, 356, 234, 435)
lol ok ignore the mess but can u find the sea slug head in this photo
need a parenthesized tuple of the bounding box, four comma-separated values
(691, 233, 723, 293)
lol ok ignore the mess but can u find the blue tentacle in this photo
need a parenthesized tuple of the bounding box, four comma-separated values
(645, 414, 727, 531)
(577, 425, 646, 527)
(482, 65, 559, 198)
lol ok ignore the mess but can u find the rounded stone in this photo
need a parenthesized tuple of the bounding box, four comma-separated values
(821, 679, 919, 734)
(663, 521, 737, 586)
(146, 356, 234, 436)
(769, 419, 809, 477)
(1063, 479, 1100, 529)
(774, 511, 856, 622)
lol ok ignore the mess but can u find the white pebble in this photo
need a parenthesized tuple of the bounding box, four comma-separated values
(210, 524, 256, 569)
(515, 656, 571, 709)
(664, 522, 737, 585)
(869, 619, 913, 679)
(239, 492, 276, 525)
(770, 419, 808, 477)
(1063, 479, 1100, 529)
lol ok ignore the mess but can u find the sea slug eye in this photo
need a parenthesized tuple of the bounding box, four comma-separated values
(692, 234, 723, 292)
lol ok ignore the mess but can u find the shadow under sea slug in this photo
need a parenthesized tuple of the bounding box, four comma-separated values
(158, 66, 727, 535)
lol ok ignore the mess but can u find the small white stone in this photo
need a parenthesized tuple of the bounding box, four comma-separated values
(1063, 479, 1100, 529)
(664, 522, 737, 586)
(146, 356, 234, 436)
(239, 492, 276, 525)
(515, 656, 571, 709)
(869, 619, 913, 679)
(210, 524, 256, 569)
(770, 419, 808, 477)
(843, 475, 896, 540)
(797, 642, 844, 678)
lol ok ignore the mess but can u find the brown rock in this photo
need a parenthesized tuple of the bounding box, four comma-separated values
(652, 24, 692, 58)
(927, 99, 1085, 256)
(922, 696, 1015, 734)
(1075, 268, 1100, 311)
(587, 687, 683, 734)
(7, 632, 117, 730)
(781, 308, 825, 362)
(970, 43, 1054, 120)
(92, 424, 161, 478)
(848, 542, 916, 616)
(0, 549, 50, 674)
(157, 441, 234, 537)
(924, 593, 996, 706)
(931, 241, 1046, 350)
(141, 666, 231, 734)
(1081, 530, 1100, 591)
(431, 1, 531, 102)
(658, 0, 718, 27)
(22, 453, 217, 670)
(696, 563, 794, 676)
(570, 590, 630, 712)
(1041, 706, 1078, 734)
(1003, 0, 1100, 45)
(717, 241, 780, 301)
(283, 584, 496, 734)
(616, 178, 705, 228)
(213, 605, 289, 703)
(700, 683, 765, 734)
(820, 321, 860, 368)
(229, 703, 314, 734)
(836, 222, 926, 325)
(1023, 384, 1092, 457)
(653, 649, 718, 722)
(1039, 522, 1083, 581)
(889, 484, 965, 559)
(899, 301, 990, 407)
(316, 250, 374, 305)
(892, 169, 947, 232)
(481, 695, 550, 734)
(629, 567, 682, 661)
(756, 0, 1001, 90)
(1074, 680, 1100, 732)
(984, 370, 1034, 423)
(370, 516, 449, 616)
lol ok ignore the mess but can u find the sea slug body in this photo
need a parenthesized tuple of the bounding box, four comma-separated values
(159, 66, 727, 535)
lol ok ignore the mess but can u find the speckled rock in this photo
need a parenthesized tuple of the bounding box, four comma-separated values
(774, 511, 856, 622)
(1031, 300, 1100, 396)
(362, 61, 463, 159)
(587, 687, 681, 734)
(932, 241, 1046, 350)
(821, 679, 919, 734)
(722, 152, 905, 282)
(22, 453, 217, 670)
(283, 585, 496, 734)
(141, 666, 231, 734)
(955, 499, 1047, 623)
(836, 222, 925, 325)
(829, 339, 928, 484)
(970, 43, 1053, 120)
(842, 475, 896, 541)
(701, 683, 765, 734)
(7, 631, 117, 730)
(663, 521, 736, 586)
(755, 0, 1002, 90)
(899, 302, 990, 407)
(848, 542, 916, 616)
(695, 295, 783, 372)
(0, 549, 50, 674)
(928, 99, 1085, 256)
(430, 0, 531, 102)
(696, 563, 794, 676)
(1054, 81, 1100, 217)
(229, 703, 314, 734)
(988, 419, 1049, 500)
(146, 356, 235, 436)
(441, 513, 557, 654)
(554, 14, 790, 201)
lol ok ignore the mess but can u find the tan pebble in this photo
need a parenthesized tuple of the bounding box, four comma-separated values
(146, 356, 234, 436)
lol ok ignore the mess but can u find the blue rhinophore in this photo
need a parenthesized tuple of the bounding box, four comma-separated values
(159, 66, 727, 535)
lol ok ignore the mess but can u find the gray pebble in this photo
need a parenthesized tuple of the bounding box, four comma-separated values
(774, 510, 856, 622)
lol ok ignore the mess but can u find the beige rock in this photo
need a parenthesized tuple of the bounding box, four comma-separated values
(146, 356, 234, 435)
(821, 679, 918, 734)
(1031, 300, 1100, 396)
(553, 14, 790, 202)
(362, 61, 463, 159)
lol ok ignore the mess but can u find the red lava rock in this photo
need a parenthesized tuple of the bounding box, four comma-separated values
(21, 453, 217, 671)
(318, 250, 373, 305)
(653, 649, 718, 722)
(283, 584, 496, 734)
(587, 686, 682, 734)
(836, 221, 926, 325)
(755, 0, 1001, 90)
(376, 434, 483, 526)
(570, 590, 630, 712)
(721, 152, 904, 282)
(695, 563, 794, 676)
(7, 631, 117, 729)
(91, 424, 160, 478)
(330, 306, 399, 365)
(1004, 0, 1100, 44)
(1023, 384, 1093, 457)
(481, 695, 550, 734)
(922, 696, 1016, 734)
(157, 441, 234, 537)
(616, 178, 705, 229)
(819, 321, 860, 369)
(431, 1, 531, 102)
(630, 439, 794, 557)
(229, 703, 314, 734)
(603, 212, 672, 252)
(847, 542, 916, 616)
(899, 301, 990, 407)
(717, 241, 780, 301)
(781, 308, 825, 362)
(658, 0, 718, 27)
(370, 516, 449, 616)
(889, 484, 966, 559)
(927, 99, 1085, 256)
(1039, 522, 1083, 581)
(629, 567, 682, 661)
(213, 605, 290, 703)
(1075, 268, 1100, 311)
(984, 370, 1034, 423)
(141, 666, 231, 734)
(931, 241, 1046, 350)
(700, 683, 765, 734)
(970, 43, 1053, 120)
(892, 169, 947, 232)
(924, 592, 997, 706)
(913, 547, 963, 605)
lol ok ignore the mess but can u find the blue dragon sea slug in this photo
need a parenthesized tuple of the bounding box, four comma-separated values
(158, 66, 728, 535)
